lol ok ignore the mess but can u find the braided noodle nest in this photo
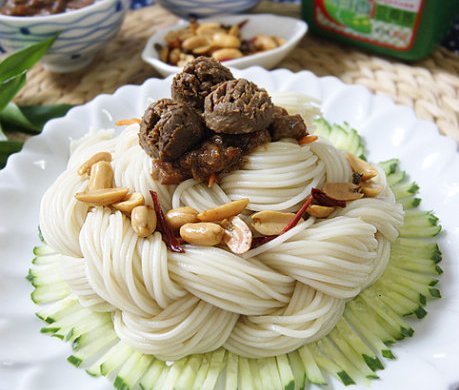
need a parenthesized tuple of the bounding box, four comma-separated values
(40, 122, 403, 360)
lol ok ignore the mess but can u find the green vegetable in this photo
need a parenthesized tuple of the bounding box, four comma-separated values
(0, 35, 56, 84)
(0, 35, 74, 169)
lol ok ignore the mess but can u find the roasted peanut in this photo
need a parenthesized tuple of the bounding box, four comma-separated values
(360, 181, 383, 198)
(75, 187, 129, 206)
(323, 183, 363, 201)
(180, 222, 224, 246)
(221, 216, 252, 254)
(169, 48, 181, 65)
(212, 48, 243, 61)
(196, 23, 225, 36)
(87, 161, 114, 192)
(113, 192, 145, 215)
(182, 36, 210, 51)
(78, 152, 112, 176)
(346, 153, 378, 182)
(166, 206, 199, 230)
(228, 24, 239, 37)
(212, 32, 240, 49)
(251, 210, 302, 236)
(253, 34, 278, 51)
(307, 204, 334, 218)
(131, 205, 157, 238)
(193, 44, 213, 55)
(197, 199, 249, 222)
(159, 45, 169, 63)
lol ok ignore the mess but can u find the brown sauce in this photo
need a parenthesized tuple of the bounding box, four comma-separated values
(0, 0, 95, 16)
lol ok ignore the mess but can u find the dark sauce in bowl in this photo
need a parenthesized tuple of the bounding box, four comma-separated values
(0, 0, 95, 16)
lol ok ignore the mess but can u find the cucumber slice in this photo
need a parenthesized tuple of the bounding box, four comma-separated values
(257, 358, 276, 390)
(175, 355, 203, 390)
(248, 358, 264, 390)
(238, 357, 254, 390)
(276, 354, 295, 390)
(287, 351, 306, 389)
(192, 354, 211, 390)
(114, 351, 153, 390)
(379, 159, 399, 175)
(162, 358, 187, 390)
(298, 344, 326, 385)
(202, 349, 226, 390)
(138, 359, 165, 390)
(33, 245, 56, 257)
(223, 352, 238, 390)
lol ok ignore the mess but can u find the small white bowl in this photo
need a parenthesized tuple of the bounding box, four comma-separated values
(0, 0, 129, 73)
(141, 14, 307, 77)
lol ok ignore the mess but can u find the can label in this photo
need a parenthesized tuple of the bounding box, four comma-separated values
(314, 0, 424, 50)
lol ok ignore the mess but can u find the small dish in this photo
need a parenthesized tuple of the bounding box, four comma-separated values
(141, 14, 307, 77)
(0, 0, 129, 73)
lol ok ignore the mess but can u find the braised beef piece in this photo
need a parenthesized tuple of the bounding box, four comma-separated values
(222, 130, 271, 153)
(269, 106, 308, 141)
(204, 79, 274, 135)
(171, 57, 234, 111)
(178, 136, 243, 181)
(152, 136, 244, 184)
(139, 98, 205, 162)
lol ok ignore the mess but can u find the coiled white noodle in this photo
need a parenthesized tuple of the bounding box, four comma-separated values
(220, 142, 326, 211)
(39, 170, 88, 257)
(172, 179, 231, 211)
(39, 94, 404, 360)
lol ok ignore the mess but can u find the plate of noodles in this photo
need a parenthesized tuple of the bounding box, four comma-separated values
(0, 58, 458, 390)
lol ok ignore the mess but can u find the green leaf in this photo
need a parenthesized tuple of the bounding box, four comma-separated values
(20, 104, 73, 129)
(0, 140, 23, 168)
(0, 74, 26, 113)
(0, 35, 57, 84)
(0, 102, 39, 132)
(0, 121, 7, 141)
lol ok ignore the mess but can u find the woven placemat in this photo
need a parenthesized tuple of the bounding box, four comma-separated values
(14, 3, 459, 142)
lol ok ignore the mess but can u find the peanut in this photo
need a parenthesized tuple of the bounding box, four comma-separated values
(113, 192, 145, 215)
(78, 152, 112, 176)
(251, 210, 302, 236)
(75, 187, 129, 206)
(197, 199, 249, 222)
(131, 205, 157, 238)
(253, 34, 278, 51)
(360, 181, 383, 198)
(166, 206, 199, 230)
(182, 36, 210, 51)
(323, 183, 363, 201)
(221, 216, 252, 254)
(87, 161, 114, 192)
(346, 153, 378, 182)
(212, 32, 240, 49)
(307, 204, 334, 218)
(180, 222, 224, 246)
(212, 48, 243, 61)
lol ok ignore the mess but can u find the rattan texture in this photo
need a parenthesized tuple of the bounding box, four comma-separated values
(14, 4, 459, 142)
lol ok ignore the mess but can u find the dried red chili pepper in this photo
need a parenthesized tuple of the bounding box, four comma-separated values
(150, 191, 185, 253)
(252, 195, 313, 248)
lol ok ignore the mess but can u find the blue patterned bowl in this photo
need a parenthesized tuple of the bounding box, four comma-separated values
(157, 0, 261, 18)
(0, 0, 129, 73)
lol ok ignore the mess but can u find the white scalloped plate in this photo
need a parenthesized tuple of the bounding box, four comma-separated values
(0, 68, 458, 390)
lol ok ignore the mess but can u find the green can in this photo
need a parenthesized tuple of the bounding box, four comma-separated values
(302, 0, 459, 61)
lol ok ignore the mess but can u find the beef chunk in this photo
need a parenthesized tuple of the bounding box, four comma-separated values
(269, 106, 308, 141)
(222, 130, 271, 153)
(152, 136, 245, 184)
(171, 56, 234, 111)
(204, 79, 274, 135)
(139, 98, 205, 162)
(178, 136, 243, 182)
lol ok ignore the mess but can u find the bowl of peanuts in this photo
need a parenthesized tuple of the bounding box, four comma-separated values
(141, 14, 307, 77)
